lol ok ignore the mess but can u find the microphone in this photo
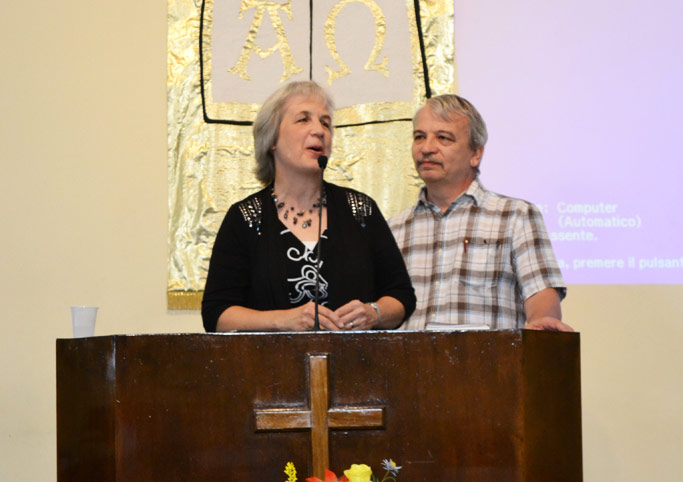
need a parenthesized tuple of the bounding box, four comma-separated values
(313, 155, 328, 331)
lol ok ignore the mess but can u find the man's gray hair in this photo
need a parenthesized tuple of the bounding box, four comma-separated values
(253, 81, 335, 186)
(415, 94, 488, 150)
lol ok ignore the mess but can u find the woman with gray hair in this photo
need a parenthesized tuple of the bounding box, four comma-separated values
(202, 81, 415, 332)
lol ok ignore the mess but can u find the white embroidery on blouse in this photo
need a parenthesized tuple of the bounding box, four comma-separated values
(286, 245, 329, 304)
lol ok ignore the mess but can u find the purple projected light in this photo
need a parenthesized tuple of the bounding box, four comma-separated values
(454, 0, 683, 283)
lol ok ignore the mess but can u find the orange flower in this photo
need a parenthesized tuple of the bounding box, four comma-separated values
(306, 469, 349, 482)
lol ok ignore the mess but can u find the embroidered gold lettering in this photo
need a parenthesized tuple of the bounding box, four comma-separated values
(324, 0, 389, 85)
(228, 0, 303, 82)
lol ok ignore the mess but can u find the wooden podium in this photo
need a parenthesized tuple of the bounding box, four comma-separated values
(56, 331, 582, 481)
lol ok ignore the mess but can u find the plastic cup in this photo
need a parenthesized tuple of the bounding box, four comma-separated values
(70, 306, 98, 338)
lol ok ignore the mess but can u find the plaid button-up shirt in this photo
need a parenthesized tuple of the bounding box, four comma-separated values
(389, 179, 566, 330)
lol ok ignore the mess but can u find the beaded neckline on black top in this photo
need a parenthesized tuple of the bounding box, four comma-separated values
(271, 188, 327, 229)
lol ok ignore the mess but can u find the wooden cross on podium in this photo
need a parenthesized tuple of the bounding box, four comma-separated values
(254, 354, 385, 478)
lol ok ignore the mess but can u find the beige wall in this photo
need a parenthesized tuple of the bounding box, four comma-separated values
(1, 1, 681, 481)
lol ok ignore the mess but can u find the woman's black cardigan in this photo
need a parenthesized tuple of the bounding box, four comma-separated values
(201, 182, 416, 332)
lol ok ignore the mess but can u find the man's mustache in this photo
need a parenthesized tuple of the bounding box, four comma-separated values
(416, 158, 443, 167)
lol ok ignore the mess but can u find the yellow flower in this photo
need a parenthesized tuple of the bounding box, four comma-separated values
(343, 464, 373, 482)
(284, 461, 297, 482)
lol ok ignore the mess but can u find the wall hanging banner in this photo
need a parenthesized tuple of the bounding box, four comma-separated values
(168, 0, 455, 309)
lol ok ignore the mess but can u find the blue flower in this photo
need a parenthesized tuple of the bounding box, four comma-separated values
(381, 459, 401, 477)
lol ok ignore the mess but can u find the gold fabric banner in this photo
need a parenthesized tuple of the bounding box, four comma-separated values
(168, 0, 455, 309)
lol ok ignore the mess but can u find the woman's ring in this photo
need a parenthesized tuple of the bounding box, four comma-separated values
(349, 321, 354, 329)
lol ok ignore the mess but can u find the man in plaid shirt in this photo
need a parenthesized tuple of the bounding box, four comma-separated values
(389, 94, 571, 331)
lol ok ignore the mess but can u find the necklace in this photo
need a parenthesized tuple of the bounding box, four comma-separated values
(271, 188, 326, 229)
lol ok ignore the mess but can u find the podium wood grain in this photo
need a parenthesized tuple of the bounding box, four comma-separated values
(57, 331, 582, 481)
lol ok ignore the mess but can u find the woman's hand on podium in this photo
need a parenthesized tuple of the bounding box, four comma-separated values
(335, 300, 378, 331)
(280, 302, 345, 331)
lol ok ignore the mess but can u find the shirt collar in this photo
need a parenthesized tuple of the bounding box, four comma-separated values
(415, 177, 487, 215)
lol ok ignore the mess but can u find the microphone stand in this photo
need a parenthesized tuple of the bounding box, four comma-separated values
(313, 155, 328, 331)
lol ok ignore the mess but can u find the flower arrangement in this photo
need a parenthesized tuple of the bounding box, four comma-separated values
(283, 459, 401, 482)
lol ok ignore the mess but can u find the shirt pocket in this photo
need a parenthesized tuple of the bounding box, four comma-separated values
(457, 237, 506, 289)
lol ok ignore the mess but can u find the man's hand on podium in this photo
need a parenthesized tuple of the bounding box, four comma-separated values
(524, 316, 574, 332)
(523, 288, 574, 332)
